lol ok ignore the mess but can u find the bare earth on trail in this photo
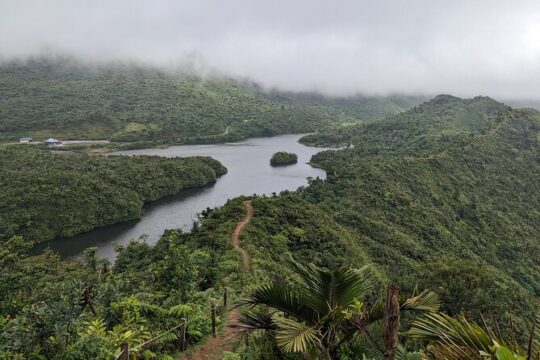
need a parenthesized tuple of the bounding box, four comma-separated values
(231, 200, 253, 271)
(181, 309, 243, 360)
(181, 200, 253, 359)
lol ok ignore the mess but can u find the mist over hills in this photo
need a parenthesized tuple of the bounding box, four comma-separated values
(0, 57, 427, 143)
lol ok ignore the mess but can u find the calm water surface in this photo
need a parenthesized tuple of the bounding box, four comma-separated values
(31, 135, 329, 261)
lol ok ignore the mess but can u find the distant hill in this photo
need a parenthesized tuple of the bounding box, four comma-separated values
(300, 94, 508, 154)
(0, 57, 422, 144)
(503, 98, 540, 111)
(263, 90, 428, 122)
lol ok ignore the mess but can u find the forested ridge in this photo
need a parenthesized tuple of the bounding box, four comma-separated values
(0, 147, 226, 244)
(304, 106, 540, 326)
(1, 94, 539, 359)
(0, 57, 422, 145)
(300, 94, 508, 152)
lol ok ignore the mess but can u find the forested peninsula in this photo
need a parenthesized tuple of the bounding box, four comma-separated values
(0, 147, 226, 244)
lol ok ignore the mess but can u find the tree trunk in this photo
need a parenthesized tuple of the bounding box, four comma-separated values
(383, 284, 400, 360)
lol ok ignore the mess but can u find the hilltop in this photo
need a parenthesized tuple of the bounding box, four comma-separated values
(300, 94, 508, 155)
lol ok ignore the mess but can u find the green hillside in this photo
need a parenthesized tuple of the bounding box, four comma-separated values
(0, 147, 226, 243)
(0, 58, 422, 145)
(303, 106, 539, 327)
(264, 90, 427, 122)
(300, 94, 508, 155)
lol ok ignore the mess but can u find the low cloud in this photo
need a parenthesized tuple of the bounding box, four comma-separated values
(1, 0, 539, 99)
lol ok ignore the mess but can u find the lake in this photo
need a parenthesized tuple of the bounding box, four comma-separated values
(31, 134, 329, 261)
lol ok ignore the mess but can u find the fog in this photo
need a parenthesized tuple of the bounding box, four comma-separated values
(1, 0, 540, 99)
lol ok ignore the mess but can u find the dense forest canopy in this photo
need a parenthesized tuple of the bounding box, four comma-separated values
(0, 147, 226, 244)
(0, 57, 424, 145)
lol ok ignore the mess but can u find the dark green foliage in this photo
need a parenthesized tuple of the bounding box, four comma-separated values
(0, 229, 224, 359)
(1, 89, 538, 359)
(0, 146, 226, 244)
(270, 152, 298, 166)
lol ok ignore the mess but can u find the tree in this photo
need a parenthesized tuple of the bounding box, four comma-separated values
(235, 262, 440, 359)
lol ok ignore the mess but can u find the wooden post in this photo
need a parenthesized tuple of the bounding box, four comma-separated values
(178, 319, 186, 352)
(211, 304, 217, 338)
(223, 288, 228, 308)
(120, 342, 129, 360)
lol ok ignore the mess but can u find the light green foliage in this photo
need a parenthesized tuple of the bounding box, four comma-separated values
(236, 262, 439, 358)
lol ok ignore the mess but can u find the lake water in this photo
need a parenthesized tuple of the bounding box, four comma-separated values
(31, 135, 329, 261)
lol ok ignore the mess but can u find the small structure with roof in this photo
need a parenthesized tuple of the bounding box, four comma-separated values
(45, 138, 63, 145)
(19, 137, 33, 143)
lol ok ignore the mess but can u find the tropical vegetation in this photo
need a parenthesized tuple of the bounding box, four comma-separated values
(0, 146, 226, 244)
(0, 85, 538, 359)
(270, 151, 298, 166)
(0, 57, 423, 145)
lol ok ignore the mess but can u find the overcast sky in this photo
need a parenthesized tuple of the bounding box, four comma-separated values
(1, 0, 540, 98)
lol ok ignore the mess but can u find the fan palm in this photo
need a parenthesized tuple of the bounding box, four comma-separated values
(235, 262, 440, 359)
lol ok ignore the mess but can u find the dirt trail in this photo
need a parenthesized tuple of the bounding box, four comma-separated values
(230, 200, 253, 271)
(180, 200, 253, 360)
(182, 309, 243, 360)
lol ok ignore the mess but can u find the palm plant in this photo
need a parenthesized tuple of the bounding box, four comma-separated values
(409, 311, 540, 360)
(234, 262, 439, 359)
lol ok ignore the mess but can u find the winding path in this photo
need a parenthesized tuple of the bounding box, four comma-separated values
(231, 200, 253, 271)
(181, 200, 253, 360)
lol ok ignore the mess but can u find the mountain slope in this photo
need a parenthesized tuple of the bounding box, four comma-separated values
(0, 58, 422, 144)
(300, 95, 508, 156)
(303, 106, 539, 331)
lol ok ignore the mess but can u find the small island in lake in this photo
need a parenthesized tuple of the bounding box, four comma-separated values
(270, 151, 298, 166)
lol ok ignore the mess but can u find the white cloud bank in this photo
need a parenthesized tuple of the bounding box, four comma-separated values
(1, 0, 539, 98)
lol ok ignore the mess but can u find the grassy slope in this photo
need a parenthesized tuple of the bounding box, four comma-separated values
(0, 146, 226, 243)
(0, 58, 421, 145)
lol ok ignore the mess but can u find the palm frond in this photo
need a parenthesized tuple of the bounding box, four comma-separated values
(409, 313, 504, 359)
(274, 315, 320, 353)
(334, 266, 377, 307)
(401, 290, 440, 313)
(528, 310, 540, 360)
(236, 307, 277, 330)
(292, 261, 375, 314)
(235, 282, 319, 323)
(362, 290, 439, 325)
